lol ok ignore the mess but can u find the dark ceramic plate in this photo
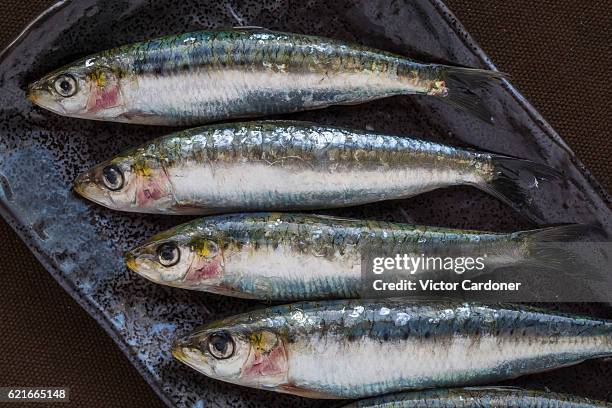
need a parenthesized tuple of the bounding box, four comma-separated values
(1, 0, 611, 407)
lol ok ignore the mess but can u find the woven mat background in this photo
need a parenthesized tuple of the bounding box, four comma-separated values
(0, 1, 609, 407)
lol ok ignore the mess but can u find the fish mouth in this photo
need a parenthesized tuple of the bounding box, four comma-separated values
(171, 343, 186, 362)
(72, 171, 91, 197)
(122, 246, 165, 283)
(26, 88, 38, 104)
(72, 170, 121, 211)
(124, 251, 138, 272)
(73, 170, 102, 202)
(73, 168, 129, 211)
(123, 250, 156, 280)
(25, 82, 66, 114)
(171, 337, 195, 363)
(25, 83, 46, 106)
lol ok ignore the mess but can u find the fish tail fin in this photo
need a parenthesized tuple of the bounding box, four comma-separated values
(440, 66, 507, 123)
(513, 224, 611, 302)
(479, 155, 562, 223)
(516, 224, 607, 272)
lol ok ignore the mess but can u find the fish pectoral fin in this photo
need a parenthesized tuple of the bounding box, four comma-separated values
(118, 111, 157, 121)
(277, 383, 339, 399)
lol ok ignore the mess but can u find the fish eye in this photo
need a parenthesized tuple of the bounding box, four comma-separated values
(101, 165, 124, 191)
(53, 74, 78, 97)
(157, 242, 180, 267)
(207, 332, 234, 360)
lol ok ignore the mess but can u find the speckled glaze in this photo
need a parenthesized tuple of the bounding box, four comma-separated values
(26, 28, 503, 125)
(125, 213, 593, 300)
(341, 388, 612, 408)
(1, 1, 611, 408)
(173, 301, 612, 399)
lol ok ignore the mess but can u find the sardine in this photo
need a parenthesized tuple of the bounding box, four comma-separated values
(26, 28, 504, 125)
(73, 121, 559, 220)
(172, 300, 612, 399)
(341, 387, 612, 408)
(125, 212, 593, 300)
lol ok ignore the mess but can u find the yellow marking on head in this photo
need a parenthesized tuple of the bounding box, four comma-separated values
(249, 332, 265, 351)
(90, 70, 107, 88)
(26, 90, 38, 103)
(171, 345, 187, 362)
(132, 159, 152, 177)
(192, 240, 216, 258)
(195, 242, 210, 257)
(124, 252, 137, 271)
(248, 331, 277, 353)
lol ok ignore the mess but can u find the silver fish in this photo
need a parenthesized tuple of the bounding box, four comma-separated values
(27, 28, 504, 125)
(173, 300, 612, 399)
(74, 121, 558, 221)
(125, 212, 593, 300)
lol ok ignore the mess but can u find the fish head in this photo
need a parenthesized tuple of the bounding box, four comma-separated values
(173, 324, 288, 389)
(125, 227, 227, 289)
(74, 145, 175, 212)
(27, 57, 126, 120)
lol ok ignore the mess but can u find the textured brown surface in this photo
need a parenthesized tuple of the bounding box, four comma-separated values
(0, 1, 610, 408)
